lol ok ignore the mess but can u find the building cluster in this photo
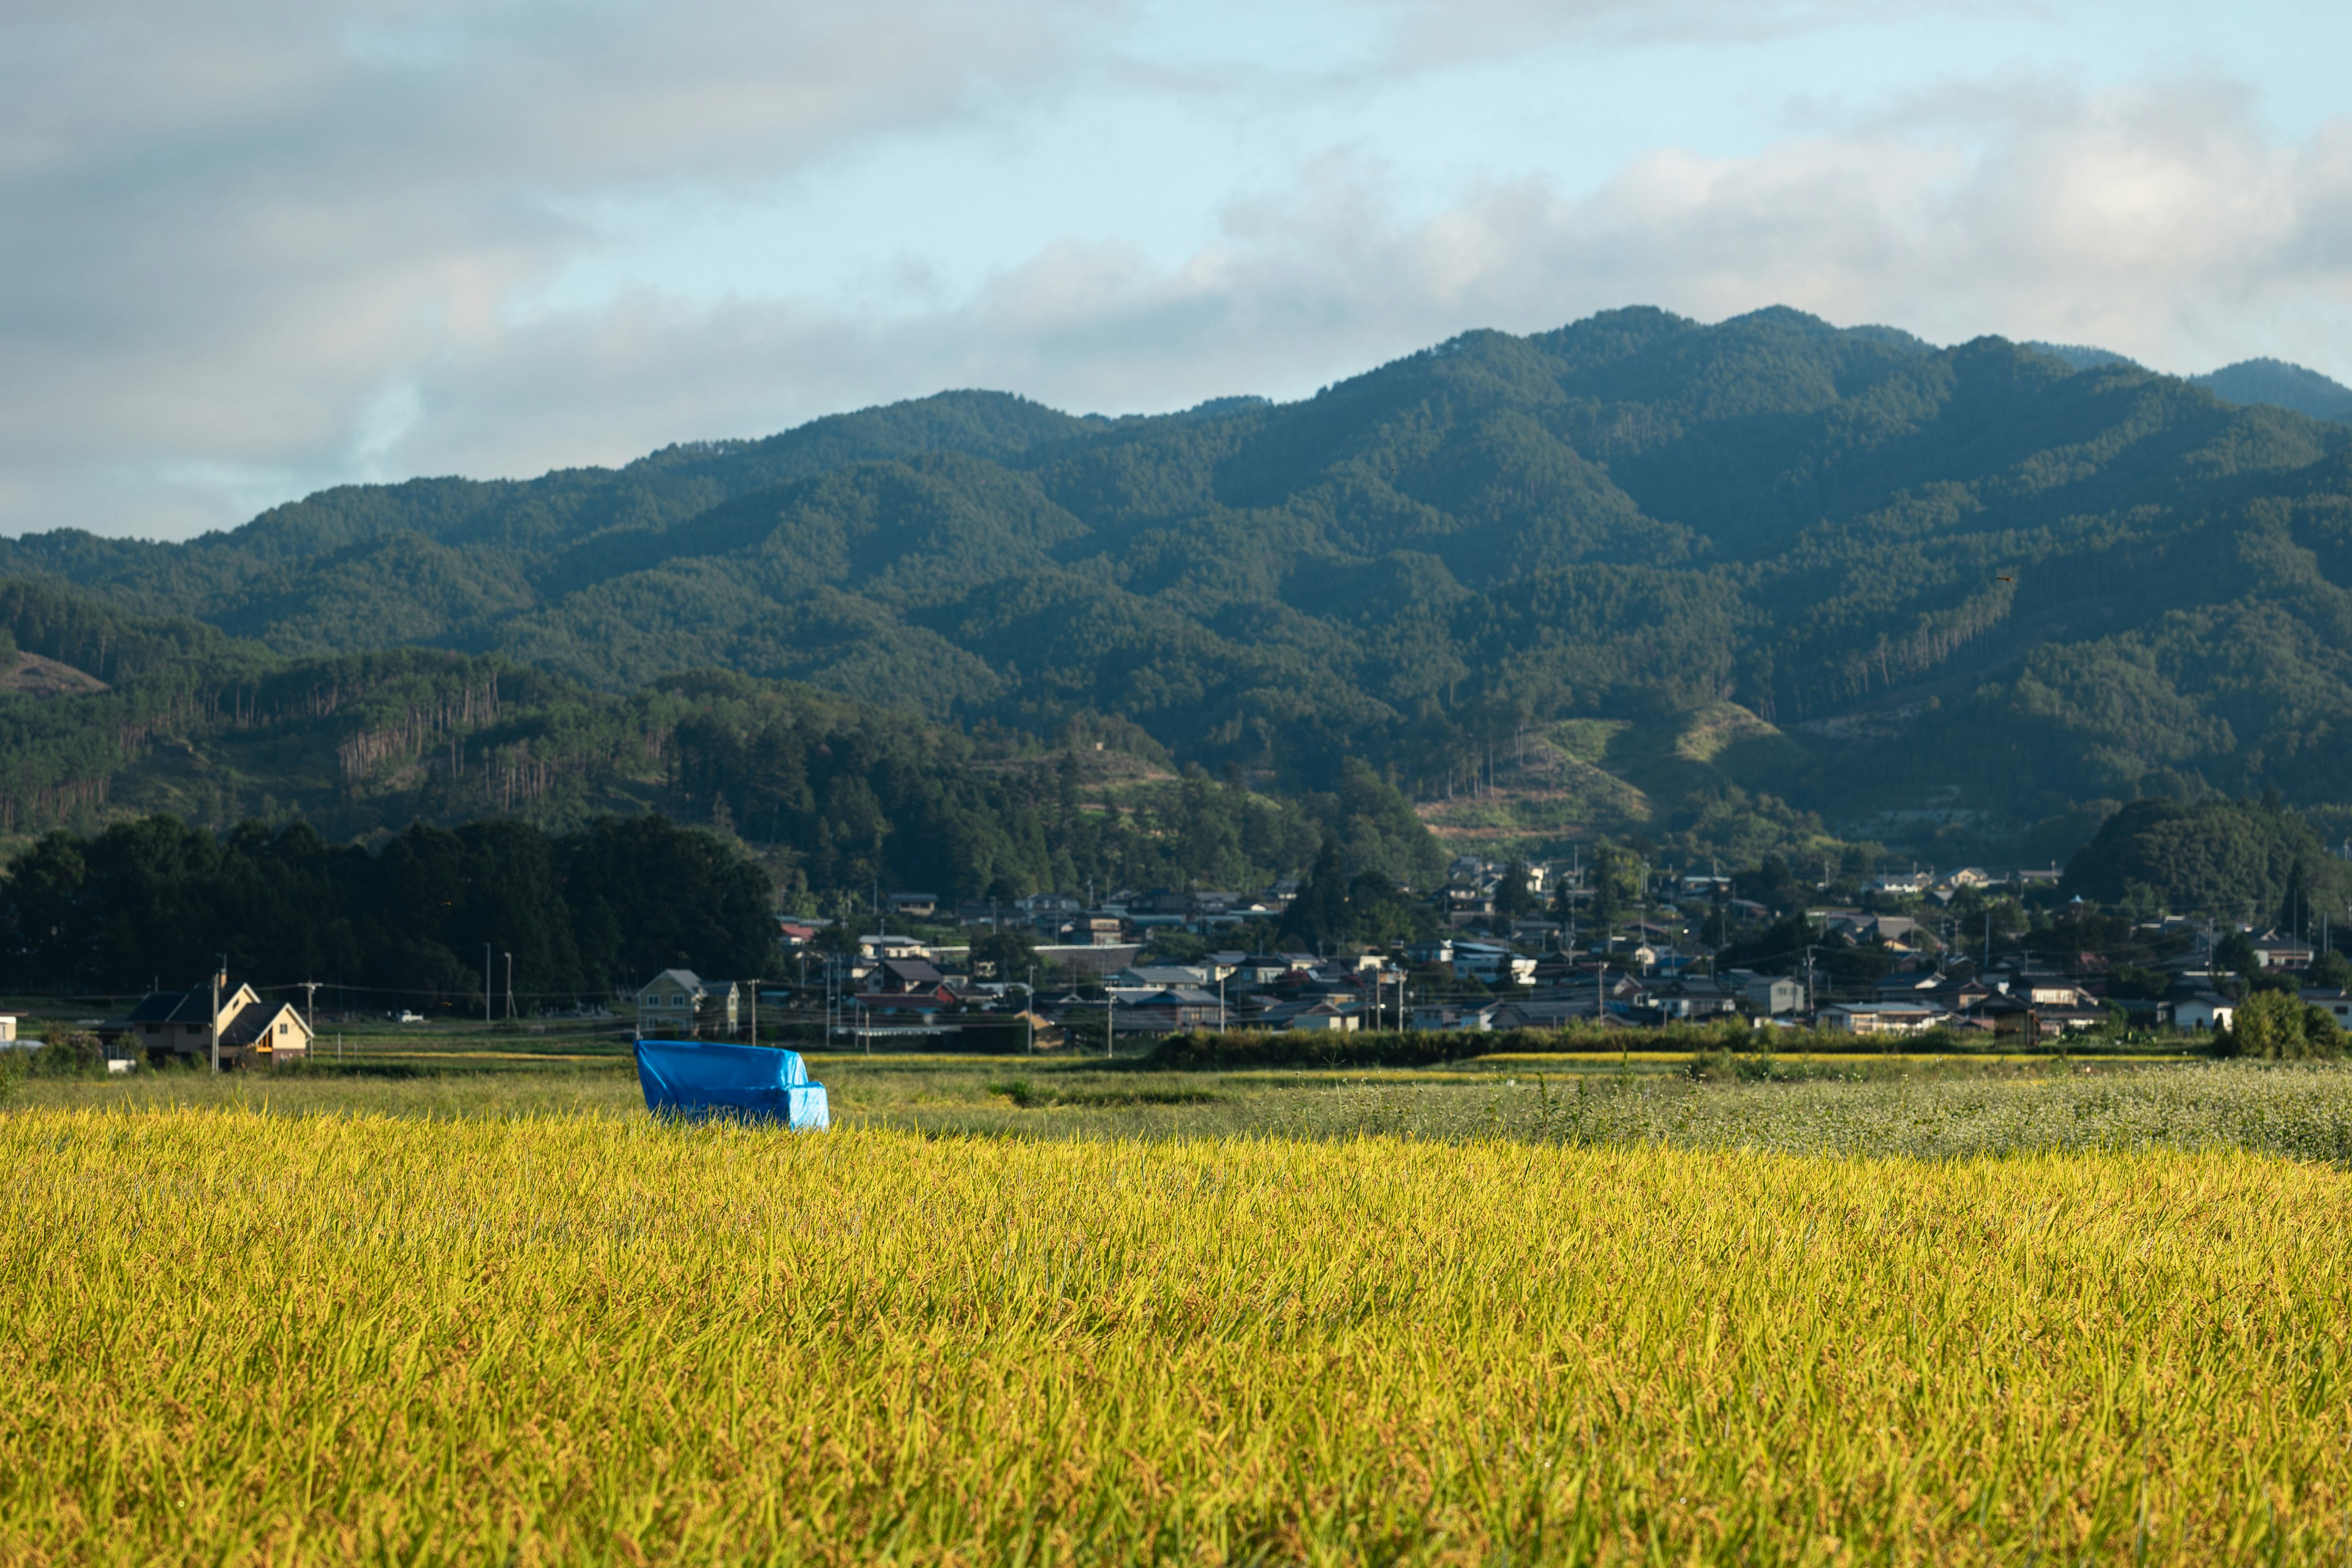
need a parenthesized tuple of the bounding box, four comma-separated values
(77, 860, 2335, 1066)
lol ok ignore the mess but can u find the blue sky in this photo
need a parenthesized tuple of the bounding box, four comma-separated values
(6, 0, 2351, 538)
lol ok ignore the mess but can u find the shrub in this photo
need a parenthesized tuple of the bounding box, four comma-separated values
(29, 1028, 106, 1077)
(2221, 989, 2342, 1060)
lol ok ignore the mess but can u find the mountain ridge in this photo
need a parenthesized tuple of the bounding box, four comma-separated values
(10, 304, 2352, 869)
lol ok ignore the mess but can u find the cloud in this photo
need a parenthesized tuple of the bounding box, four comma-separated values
(0, 0, 1109, 536)
(6, 4, 2352, 543)
(372, 77, 2352, 488)
(1370, 0, 1993, 63)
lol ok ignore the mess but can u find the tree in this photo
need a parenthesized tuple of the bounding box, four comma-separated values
(1493, 857, 1538, 919)
(2302, 1006, 2348, 1059)
(2227, 989, 2307, 1058)
(1278, 839, 1351, 950)
(2214, 931, 2258, 986)
(971, 926, 1040, 981)
(1589, 845, 1645, 929)
(2309, 946, 2352, 991)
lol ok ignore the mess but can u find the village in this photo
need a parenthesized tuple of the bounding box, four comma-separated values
(66, 850, 2330, 1069)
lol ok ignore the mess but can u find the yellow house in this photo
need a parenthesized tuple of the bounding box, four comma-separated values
(636, 970, 739, 1038)
(110, 976, 314, 1066)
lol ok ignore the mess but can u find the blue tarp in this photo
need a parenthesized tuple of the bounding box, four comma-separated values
(633, 1039, 830, 1129)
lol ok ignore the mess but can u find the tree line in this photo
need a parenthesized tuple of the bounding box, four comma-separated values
(0, 813, 774, 1005)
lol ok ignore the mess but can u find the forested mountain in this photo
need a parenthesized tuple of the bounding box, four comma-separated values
(2195, 359, 2352, 424)
(0, 579, 1435, 908)
(12, 304, 2352, 869)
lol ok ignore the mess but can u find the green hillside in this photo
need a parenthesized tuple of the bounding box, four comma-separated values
(10, 304, 2352, 867)
(0, 581, 1436, 908)
(2195, 358, 2352, 424)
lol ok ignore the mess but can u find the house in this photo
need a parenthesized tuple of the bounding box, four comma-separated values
(107, 975, 313, 1066)
(636, 970, 740, 1038)
(2172, 993, 2236, 1031)
(0, 1016, 14, 1042)
(1111, 987, 1226, 1036)
(1404, 938, 1455, 968)
(1258, 998, 1360, 1033)
(1734, 974, 1806, 1017)
(2302, 988, 2352, 1025)
(2252, 935, 2315, 971)
(875, 957, 947, 992)
(1112, 965, 1212, 990)
(1659, 977, 1739, 1020)
(1820, 1000, 1948, 1036)
(1450, 942, 1536, 986)
(858, 932, 929, 960)
(1230, 953, 1307, 986)
(777, 921, 820, 949)
(888, 892, 940, 918)
(1410, 1003, 1499, 1031)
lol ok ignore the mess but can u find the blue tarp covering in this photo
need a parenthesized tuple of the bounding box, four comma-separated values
(633, 1039, 829, 1129)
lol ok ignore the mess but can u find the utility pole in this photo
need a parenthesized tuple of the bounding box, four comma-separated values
(301, 979, 320, 1036)
(503, 951, 515, 1023)
(1027, 965, 1036, 1055)
(211, 956, 225, 1074)
(1106, 983, 1115, 1060)
(483, 943, 492, 1028)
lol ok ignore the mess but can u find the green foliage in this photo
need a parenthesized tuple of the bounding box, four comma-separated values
(969, 927, 1040, 982)
(2217, 989, 2346, 1060)
(2064, 797, 2352, 924)
(0, 814, 774, 1001)
(1277, 840, 1350, 949)
(0, 584, 1408, 902)
(13, 310, 2352, 864)
(1716, 913, 1815, 976)
(2222, 989, 2340, 1059)
(29, 1028, 105, 1076)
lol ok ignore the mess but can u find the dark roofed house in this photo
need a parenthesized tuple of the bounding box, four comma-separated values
(108, 974, 312, 1067)
(878, 957, 947, 992)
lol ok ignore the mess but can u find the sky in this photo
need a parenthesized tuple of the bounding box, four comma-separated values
(7, 0, 2352, 540)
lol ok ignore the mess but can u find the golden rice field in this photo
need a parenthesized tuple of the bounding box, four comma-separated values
(6, 1106, 2351, 1565)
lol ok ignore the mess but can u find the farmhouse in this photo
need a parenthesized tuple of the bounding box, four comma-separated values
(636, 970, 740, 1038)
(107, 975, 313, 1066)
(2172, 993, 2237, 1031)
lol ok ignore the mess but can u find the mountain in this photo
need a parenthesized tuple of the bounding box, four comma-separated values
(2026, 342, 2143, 372)
(12, 304, 2352, 872)
(0, 579, 1434, 907)
(2195, 358, 2352, 424)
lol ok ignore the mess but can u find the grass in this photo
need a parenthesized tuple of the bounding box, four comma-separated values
(10, 1055, 2352, 1561)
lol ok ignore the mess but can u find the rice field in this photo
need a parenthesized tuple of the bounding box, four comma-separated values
(7, 1099, 2352, 1563)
